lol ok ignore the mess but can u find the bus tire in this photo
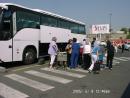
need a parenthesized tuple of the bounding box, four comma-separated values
(23, 48, 37, 65)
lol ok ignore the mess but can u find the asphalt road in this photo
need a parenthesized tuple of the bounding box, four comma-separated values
(0, 49, 130, 98)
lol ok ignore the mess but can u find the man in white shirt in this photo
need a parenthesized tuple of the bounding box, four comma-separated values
(82, 38, 91, 70)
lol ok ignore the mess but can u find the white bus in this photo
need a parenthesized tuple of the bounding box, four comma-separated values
(0, 3, 86, 64)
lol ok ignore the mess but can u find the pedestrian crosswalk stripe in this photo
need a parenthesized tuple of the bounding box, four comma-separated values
(120, 57, 130, 60)
(103, 59, 120, 64)
(41, 67, 86, 78)
(5, 74, 54, 92)
(70, 68, 88, 73)
(114, 57, 128, 61)
(25, 70, 72, 84)
(0, 82, 29, 98)
(113, 60, 120, 64)
(113, 62, 117, 65)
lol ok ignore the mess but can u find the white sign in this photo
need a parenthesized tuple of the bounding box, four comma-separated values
(92, 24, 110, 34)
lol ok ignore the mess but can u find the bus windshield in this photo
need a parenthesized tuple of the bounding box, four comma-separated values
(0, 8, 12, 40)
(0, 8, 3, 25)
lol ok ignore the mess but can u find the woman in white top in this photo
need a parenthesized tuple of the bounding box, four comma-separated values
(48, 37, 58, 68)
(82, 38, 91, 70)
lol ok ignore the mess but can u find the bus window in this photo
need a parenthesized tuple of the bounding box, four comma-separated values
(57, 19, 70, 29)
(70, 23, 79, 33)
(0, 8, 3, 40)
(0, 9, 12, 40)
(79, 25, 85, 34)
(41, 15, 57, 27)
(0, 8, 3, 23)
(3, 10, 12, 18)
(16, 11, 40, 31)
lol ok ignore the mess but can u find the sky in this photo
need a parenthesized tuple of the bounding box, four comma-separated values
(0, 0, 130, 31)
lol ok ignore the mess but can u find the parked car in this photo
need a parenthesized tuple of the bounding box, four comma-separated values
(124, 43, 130, 51)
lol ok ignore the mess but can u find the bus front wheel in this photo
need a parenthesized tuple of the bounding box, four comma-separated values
(23, 48, 37, 64)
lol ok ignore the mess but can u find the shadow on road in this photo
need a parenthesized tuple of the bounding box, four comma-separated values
(0, 62, 23, 68)
(121, 83, 130, 98)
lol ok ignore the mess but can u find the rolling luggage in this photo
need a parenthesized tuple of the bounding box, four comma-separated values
(93, 61, 100, 71)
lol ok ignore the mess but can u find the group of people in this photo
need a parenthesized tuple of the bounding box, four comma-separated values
(112, 37, 127, 53)
(48, 36, 115, 74)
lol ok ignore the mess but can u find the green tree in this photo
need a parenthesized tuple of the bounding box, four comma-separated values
(126, 28, 130, 39)
(128, 28, 130, 34)
(126, 34, 130, 39)
(120, 28, 128, 34)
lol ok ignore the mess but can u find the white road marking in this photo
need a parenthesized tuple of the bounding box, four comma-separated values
(0, 82, 29, 98)
(70, 68, 88, 73)
(114, 57, 128, 61)
(5, 74, 54, 92)
(120, 57, 130, 60)
(103, 60, 120, 65)
(113, 60, 120, 64)
(25, 70, 72, 84)
(12, 65, 41, 72)
(41, 67, 86, 78)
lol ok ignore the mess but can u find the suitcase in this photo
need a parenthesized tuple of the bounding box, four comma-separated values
(93, 61, 100, 71)
(56, 52, 67, 70)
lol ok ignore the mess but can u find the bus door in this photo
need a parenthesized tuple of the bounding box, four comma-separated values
(0, 9, 13, 62)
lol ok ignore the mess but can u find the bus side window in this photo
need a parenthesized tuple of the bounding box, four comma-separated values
(36, 25, 40, 29)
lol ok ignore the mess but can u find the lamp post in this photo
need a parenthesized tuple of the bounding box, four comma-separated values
(109, 13, 112, 38)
